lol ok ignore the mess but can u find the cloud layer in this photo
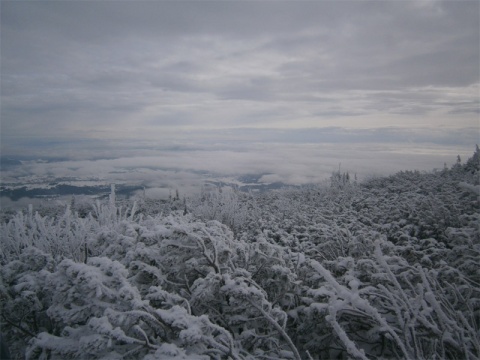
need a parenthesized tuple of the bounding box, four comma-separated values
(1, 1, 478, 184)
(2, 141, 474, 190)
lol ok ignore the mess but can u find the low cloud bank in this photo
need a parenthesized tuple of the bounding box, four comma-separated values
(1, 142, 474, 195)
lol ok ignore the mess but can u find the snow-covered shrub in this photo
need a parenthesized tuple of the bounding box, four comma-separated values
(189, 186, 258, 234)
(0, 206, 89, 264)
(0, 247, 55, 358)
(27, 257, 238, 359)
(156, 217, 236, 291)
(293, 239, 480, 360)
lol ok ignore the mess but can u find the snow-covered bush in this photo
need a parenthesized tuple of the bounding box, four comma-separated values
(189, 186, 258, 234)
(26, 257, 238, 359)
(291, 239, 480, 360)
(0, 247, 55, 357)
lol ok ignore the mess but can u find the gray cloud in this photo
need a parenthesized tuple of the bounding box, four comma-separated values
(1, 0, 478, 177)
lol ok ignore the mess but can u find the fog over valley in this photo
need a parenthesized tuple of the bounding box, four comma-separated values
(1, 138, 475, 207)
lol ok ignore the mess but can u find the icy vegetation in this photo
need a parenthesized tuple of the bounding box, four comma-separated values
(1, 148, 479, 360)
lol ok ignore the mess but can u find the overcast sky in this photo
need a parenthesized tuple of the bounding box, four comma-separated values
(1, 0, 479, 186)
